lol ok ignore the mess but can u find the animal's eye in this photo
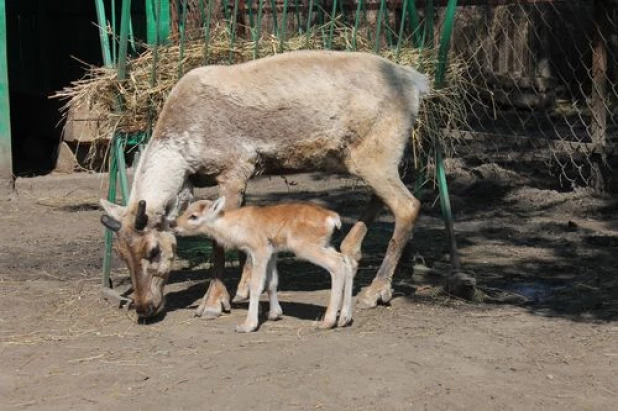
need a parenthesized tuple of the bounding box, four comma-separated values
(188, 214, 198, 221)
(148, 246, 161, 261)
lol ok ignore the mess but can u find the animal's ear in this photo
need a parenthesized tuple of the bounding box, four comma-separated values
(210, 197, 226, 215)
(100, 199, 127, 221)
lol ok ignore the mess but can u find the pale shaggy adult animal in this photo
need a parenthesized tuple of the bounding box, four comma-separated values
(99, 50, 429, 319)
(173, 198, 357, 332)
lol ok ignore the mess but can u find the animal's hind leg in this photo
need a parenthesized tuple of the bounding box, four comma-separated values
(266, 256, 283, 321)
(357, 170, 420, 308)
(347, 121, 420, 309)
(195, 169, 252, 319)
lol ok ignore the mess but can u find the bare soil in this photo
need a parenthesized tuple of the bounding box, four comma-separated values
(1, 160, 617, 410)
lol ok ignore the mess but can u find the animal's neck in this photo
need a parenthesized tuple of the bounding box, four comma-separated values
(129, 142, 189, 215)
(204, 218, 246, 249)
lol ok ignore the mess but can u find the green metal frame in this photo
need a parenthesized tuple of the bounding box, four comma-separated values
(0, 0, 13, 193)
(99, 0, 464, 298)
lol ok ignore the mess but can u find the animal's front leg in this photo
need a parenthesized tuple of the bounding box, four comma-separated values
(236, 253, 268, 333)
(195, 171, 251, 318)
(195, 244, 231, 319)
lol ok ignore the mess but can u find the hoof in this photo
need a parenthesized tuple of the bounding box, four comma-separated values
(232, 293, 249, 303)
(195, 304, 221, 319)
(357, 280, 393, 309)
(235, 323, 258, 333)
(337, 314, 353, 328)
(268, 310, 283, 321)
(318, 320, 336, 330)
(195, 295, 231, 319)
(445, 271, 477, 300)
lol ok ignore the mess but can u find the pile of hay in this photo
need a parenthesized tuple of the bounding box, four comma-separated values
(54, 23, 471, 166)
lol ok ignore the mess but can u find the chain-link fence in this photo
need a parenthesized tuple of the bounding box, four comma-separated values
(165, 0, 618, 189)
(66, 1, 618, 189)
(446, 0, 618, 189)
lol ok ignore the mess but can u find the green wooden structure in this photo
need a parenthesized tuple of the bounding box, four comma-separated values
(0, 0, 13, 194)
(99, 0, 470, 303)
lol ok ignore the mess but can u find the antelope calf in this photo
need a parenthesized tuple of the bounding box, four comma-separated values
(173, 198, 357, 333)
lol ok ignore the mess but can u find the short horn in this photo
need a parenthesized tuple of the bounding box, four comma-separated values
(101, 215, 122, 232)
(135, 200, 149, 231)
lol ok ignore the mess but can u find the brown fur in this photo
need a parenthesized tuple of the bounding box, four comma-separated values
(174, 199, 355, 332)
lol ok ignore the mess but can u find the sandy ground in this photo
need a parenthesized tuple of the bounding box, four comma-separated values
(1, 161, 617, 410)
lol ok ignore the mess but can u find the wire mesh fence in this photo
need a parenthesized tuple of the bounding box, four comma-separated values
(64, 1, 618, 189)
(446, 0, 618, 189)
(160, 0, 618, 189)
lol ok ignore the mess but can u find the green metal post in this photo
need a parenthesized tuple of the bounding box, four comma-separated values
(406, 0, 421, 48)
(294, 0, 301, 34)
(94, 0, 113, 67)
(351, 0, 363, 51)
(374, 0, 387, 53)
(326, 0, 338, 49)
(252, 0, 264, 60)
(111, 0, 117, 63)
(304, 0, 314, 47)
(229, 0, 240, 62)
(179, 0, 188, 77)
(117, 0, 132, 81)
(102, 135, 119, 288)
(433, 0, 460, 272)
(203, 0, 214, 63)
(147, 0, 170, 46)
(278, 0, 289, 52)
(270, 0, 278, 36)
(115, 137, 130, 203)
(0, 0, 13, 194)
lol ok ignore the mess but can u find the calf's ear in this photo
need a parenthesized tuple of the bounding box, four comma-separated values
(210, 197, 226, 215)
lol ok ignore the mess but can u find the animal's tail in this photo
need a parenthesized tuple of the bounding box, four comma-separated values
(339, 223, 367, 266)
(406, 67, 431, 97)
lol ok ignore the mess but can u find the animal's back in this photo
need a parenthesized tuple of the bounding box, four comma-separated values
(234, 202, 340, 248)
(153, 50, 429, 175)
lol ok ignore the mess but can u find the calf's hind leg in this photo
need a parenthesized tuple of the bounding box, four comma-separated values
(266, 256, 283, 321)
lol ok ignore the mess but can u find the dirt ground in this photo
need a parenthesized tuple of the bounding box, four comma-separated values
(1, 158, 617, 410)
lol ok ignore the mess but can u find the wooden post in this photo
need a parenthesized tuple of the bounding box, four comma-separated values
(0, 0, 14, 195)
(591, 0, 609, 191)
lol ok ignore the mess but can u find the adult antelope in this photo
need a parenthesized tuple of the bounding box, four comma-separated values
(100, 50, 429, 319)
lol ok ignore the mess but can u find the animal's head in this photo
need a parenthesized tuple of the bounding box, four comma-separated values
(100, 199, 177, 318)
(172, 197, 226, 237)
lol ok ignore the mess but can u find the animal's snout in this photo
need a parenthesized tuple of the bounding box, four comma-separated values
(135, 301, 157, 318)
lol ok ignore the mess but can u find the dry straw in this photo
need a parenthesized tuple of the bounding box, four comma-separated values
(54, 23, 470, 166)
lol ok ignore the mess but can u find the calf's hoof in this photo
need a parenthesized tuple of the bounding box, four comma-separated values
(337, 313, 353, 328)
(268, 309, 283, 321)
(235, 322, 258, 333)
(318, 319, 337, 330)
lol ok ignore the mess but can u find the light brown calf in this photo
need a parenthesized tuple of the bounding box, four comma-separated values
(173, 198, 357, 332)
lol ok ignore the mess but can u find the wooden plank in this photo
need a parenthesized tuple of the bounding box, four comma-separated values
(0, 0, 14, 194)
(591, 0, 609, 149)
